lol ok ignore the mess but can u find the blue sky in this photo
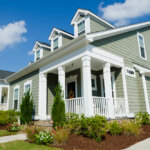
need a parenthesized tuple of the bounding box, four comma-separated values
(0, 0, 150, 72)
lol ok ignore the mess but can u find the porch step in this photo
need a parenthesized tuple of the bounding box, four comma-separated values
(33, 120, 52, 127)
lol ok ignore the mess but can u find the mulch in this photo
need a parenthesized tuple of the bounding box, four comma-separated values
(0, 124, 10, 130)
(52, 125, 150, 150)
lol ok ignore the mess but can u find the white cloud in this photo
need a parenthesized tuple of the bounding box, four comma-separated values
(28, 50, 34, 55)
(99, 0, 150, 26)
(0, 21, 27, 51)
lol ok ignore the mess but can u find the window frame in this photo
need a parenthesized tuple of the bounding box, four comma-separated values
(77, 19, 85, 36)
(137, 32, 147, 60)
(91, 74, 97, 91)
(125, 67, 136, 78)
(36, 50, 40, 60)
(24, 80, 32, 94)
(13, 85, 20, 111)
(53, 37, 58, 50)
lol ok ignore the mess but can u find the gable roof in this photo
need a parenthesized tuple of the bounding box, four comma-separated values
(71, 8, 115, 29)
(0, 70, 14, 83)
(33, 41, 51, 51)
(48, 28, 74, 40)
(86, 21, 150, 42)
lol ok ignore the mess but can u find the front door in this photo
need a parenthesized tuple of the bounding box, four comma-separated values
(67, 81, 76, 99)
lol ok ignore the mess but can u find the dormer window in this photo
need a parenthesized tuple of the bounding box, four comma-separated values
(53, 38, 58, 50)
(36, 50, 40, 60)
(78, 20, 85, 36)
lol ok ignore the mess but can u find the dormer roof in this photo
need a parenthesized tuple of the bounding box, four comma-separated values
(71, 8, 115, 29)
(48, 28, 74, 40)
(33, 41, 51, 51)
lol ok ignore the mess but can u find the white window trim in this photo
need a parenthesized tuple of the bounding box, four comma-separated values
(77, 19, 85, 35)
(34, 48, 43, 62)
(137, 32, 147, 60)
(91, 74, 97, 91)
(100, 72, 116, 98)
(13, 85, 20, 111)
(24, 80, 32, 93)
(125, 67, 136, 78)
(52, 35, 62, 51)
(65, 75, 77, 99)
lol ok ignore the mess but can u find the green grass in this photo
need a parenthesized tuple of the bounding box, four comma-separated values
(0, 141, 61, 150)
(0, 130, 16, 137)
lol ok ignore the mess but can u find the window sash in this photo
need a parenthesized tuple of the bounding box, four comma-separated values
(14, 89, 19, 100)
(14, 100, 18, 110)
(36, 50, 40, 59)
(78, 20, 85, 34)
(25, 84, 30, 93)
(54, 38, 58, 49)
(138, 34, 146, 59)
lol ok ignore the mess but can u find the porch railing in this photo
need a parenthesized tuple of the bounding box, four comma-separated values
(65, 97, 84, 114)
(93, 96, 109, 117)
(0, 103, 7, 110)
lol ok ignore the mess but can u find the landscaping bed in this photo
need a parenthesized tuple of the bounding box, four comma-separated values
(52, 125, 150, 150)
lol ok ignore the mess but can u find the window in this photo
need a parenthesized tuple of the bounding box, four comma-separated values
(13, 87, 19, 110)
(137, 33, 146, 59)
(36, 50, 40, 60)
(53, 38, 58, 50)
(24, 80, 32, 93)
(91, 75, 97, 91)
(78, 20, 85, 35)
(125, 67, 136, 78)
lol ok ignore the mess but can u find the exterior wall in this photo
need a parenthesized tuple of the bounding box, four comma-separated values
(47, 73, 58, 115)
(91, 26, 150, 113)
(90, 18, 110, 33)
(9, 70, 39, 116)
(62, 36, 72, 46)
(43, 49, 50, 57)
(66, 69, 81, 97)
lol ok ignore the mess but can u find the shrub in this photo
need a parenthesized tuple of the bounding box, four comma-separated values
(20, 90, 33, 124)
(122, 121, 140, 136)
(54, 128, 69, 145)
(34, 130, 54, 145)
(135, 112, 150, 126)
(65, 114, 107, 142)
(52, 84, 65, 128)
(108, 121, 123, 135)
(0, 110, 19, 125)
(7, 123, 20, 132)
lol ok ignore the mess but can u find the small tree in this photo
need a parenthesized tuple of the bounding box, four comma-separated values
(20, 90, 33, 124)
(52, 83, 65, 128)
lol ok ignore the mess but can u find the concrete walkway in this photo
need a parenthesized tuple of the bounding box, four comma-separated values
(124, 138, 150, 150)
(0, 133, 27, 143)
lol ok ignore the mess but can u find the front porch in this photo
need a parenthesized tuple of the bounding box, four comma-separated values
(38, 54, 129, 120)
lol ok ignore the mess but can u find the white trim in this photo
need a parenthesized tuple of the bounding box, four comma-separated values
(142, 74, 150, 114)
(125, 67, 136, 78)
(13, 85, 20, 111)
(24, 80, 32, 93)
(49, 28, 74, 40)
(87, 21, 150, 42)
(71, 9, 115, 28)
(7, 86, 10, 110)
(100, 72, 116, 98)
(91, 74, 97, 91)
(137, 32, 147, 60)
(34, 48, 43, 62)
(133, 64, 150, 75)
(65, 75, 77, 99)
(85, 16, 91, 34)
(33, 41, 50, 51)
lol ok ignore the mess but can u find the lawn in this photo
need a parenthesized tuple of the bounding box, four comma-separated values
(0, 130, 16, 137)
(0, 141, 61, 150)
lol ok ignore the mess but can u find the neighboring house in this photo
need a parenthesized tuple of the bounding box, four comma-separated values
(0, 70, 14, 110)
(4, 9, 150, 120)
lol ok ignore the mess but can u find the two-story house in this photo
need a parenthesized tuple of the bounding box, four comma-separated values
(3, 9, 150, 120)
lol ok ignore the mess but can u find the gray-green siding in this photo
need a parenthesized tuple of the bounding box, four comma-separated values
(92, 27, 150, 113)
(9, 70, 39, 115)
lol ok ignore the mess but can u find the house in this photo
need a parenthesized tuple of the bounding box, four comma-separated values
(2, 8, 150, 120)
(0, 70, 14, 110)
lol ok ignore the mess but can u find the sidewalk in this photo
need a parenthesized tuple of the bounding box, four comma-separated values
(0, 133, 27, 143)
(124, 138, 150, 150)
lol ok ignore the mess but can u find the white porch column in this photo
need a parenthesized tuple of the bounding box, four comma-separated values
(58, 66, 65, 99)
(103, 63, 114, 118)
(142, 73, 150, 114)
(121, 67, 129, 114)
(82, 55, 94, 117)
(38, 73, 47, 120)
(0, 87, 2, 110)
